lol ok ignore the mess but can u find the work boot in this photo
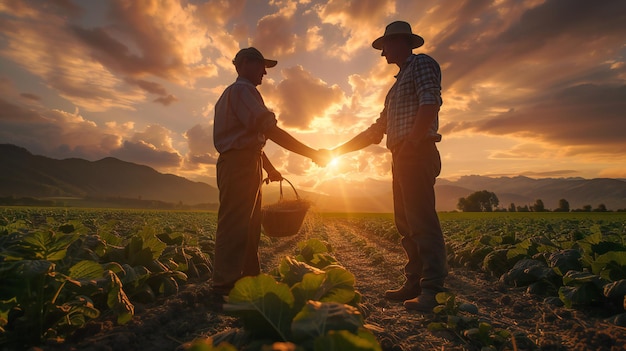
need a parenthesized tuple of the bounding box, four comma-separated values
(403, 289, 440, 313)
(211, 284, 232, 297)
(384, 281, 421, 301)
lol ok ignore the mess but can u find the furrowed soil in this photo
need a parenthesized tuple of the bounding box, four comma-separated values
(40, 215, 626, 351)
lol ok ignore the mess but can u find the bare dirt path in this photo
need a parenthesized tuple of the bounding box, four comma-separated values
(41, 216, 626, 351)
(314, 217, 626, 351)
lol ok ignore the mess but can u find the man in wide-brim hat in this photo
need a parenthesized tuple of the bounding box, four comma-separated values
(333, 20, 448, 312)
(371, 20, 425, 50)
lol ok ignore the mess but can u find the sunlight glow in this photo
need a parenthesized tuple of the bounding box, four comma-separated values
(328, 157, 340, 168)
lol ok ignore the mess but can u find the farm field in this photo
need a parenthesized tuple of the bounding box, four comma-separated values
(1, 207, 626, 350)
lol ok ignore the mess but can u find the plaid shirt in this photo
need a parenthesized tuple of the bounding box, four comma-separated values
(371, 53, 442, 149)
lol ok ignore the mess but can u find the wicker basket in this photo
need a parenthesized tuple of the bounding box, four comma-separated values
(261, 178, 310, 237)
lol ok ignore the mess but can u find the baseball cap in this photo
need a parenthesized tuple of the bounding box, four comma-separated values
(232, 47, 277, 68)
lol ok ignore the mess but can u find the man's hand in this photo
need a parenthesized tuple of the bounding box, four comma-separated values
(312, 149, 333, 167)
(266, 169, 283, 183)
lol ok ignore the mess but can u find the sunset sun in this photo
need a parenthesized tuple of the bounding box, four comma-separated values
(328, 157, 341, 168)
(0, 0, 623, 210)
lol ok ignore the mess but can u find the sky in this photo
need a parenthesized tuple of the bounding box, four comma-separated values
(1, 0, 625, 198)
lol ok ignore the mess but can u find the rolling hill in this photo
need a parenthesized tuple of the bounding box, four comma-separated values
(1, 144, 624, 212)
(0, 144, 218, 206)
(436, 175, 626, 212)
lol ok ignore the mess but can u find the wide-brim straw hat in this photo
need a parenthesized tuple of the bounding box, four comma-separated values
(232, 47, 277, 68)
(372, 21, 424, 50)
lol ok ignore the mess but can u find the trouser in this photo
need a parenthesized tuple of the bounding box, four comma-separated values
(212, 148, 263, 290)
(391, 140, 447, 292)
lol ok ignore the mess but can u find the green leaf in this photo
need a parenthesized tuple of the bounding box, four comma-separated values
(292, 268, 356, 310)
(506, 246, 528, 261)
(435, 291, 455, 304)
(279, 256, 324, 286)
(297, 239, 329, 261)
(459, 303, 479, 314)
(292, 301, 364, 341)
(68, 260, 104, 280)
(433, 292, 457, 315)
(138, 226, 167, 258)
(591, 241, 626, 256)
(223, 274, 294, 340)
(306, 252, 340, 269)
(548, 249, 582, 276)
(125, 228, 167, 266)
(558, 284, 603, 308)
(591, 251, 626, 281)
(157, 230, 185, 245)
(562, 270, 606, 287)
(603, 279, 626, 299)
(0, 297, 18, 328)
(74, 303, 101, 320)
(316, 268, 355, 302)
(313, 328, 381, 351)
(478, 321, 492, 333)
(427, 322, 448, 331)
(48, 297, 101, 337)
(21, 230, 79, 261)
(184, 338, 239, 351)
(482, 249, 513, 277)
(105, 271, 134, 325)
(57, 223, 75, 234)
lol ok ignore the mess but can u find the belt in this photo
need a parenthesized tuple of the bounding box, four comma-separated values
(220, 146, 262, 155)
(390, 134, 441, 153)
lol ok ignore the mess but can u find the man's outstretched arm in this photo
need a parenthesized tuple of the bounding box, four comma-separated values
(264, 125, 331, 166)
(333, 124, 385, 155)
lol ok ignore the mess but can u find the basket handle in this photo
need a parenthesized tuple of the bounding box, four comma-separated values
(263, 177, 300, 201)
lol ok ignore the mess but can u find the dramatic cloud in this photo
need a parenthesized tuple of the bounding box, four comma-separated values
(1, 0, 624, 189)
(20, 93, 41, 101)
(252, 1, 298, 57)
(111, 124, 182, 168)
(153, 95, 178, 106)
(264, 65, 344, 129)
(95, 0, 216, 83)
(445, 84, 626, 154)
(317, 0, 396, 59)
(112, 140, 182, 168)
(184, 123, 218, 165)
(0, 13, 146, 112)
(0, 98, 125, 160)
(430, 0, 626, 114)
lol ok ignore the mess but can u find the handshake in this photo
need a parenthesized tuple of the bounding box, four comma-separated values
(310, 148, 337, 167)
(308, 125, 384, 167)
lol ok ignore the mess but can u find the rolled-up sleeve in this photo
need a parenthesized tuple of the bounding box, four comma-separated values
(370, 109, 387, 134)
(414, 56, 442, 106)
(233, 85, 277, 133)
(214, 79, 278, 153)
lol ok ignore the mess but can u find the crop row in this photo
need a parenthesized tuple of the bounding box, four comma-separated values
(3, 208, 626, 349)
(336, 212, 626, 325)
(184, 238, 383, 351)
(0, 208, 218, 349)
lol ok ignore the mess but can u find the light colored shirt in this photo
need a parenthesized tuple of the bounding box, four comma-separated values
(371, 53, 442, 149)
(213, 77, 278, 153)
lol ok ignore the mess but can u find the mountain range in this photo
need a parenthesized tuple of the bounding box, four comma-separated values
(0, 144, 217, 207)
(1, 144, 625, 212)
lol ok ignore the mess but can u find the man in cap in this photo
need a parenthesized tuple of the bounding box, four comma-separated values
(212, 47, 329, 296)
(332, 21, 447, 312)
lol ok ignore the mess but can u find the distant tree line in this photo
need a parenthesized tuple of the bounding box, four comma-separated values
(457, 190, 625, 212)
(0, 196, 55, 207)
